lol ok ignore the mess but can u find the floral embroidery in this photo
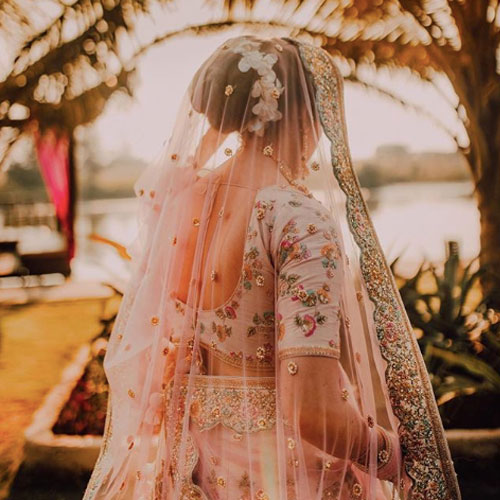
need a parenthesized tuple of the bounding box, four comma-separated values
(296, 40, 460, 500)
(242, 246, 266, 290)
(247, 226, 258, 240)
(291, 283, 331, 307)
(255, 342, 274, 364)
(238, 471, 254, 499)
(162, 385, 204, 500)
(211, 321, 232, 342)
(247, 311, 275, 337)
(238, 471, 252, 490)
(321, 242, 341, 278)
(186, 375, 276, 434)
(278, 272, 300, 296)
(279, 219, 311, 265)
(215, 302, 239, 320)
(294, 311, 327, 337)
(254, 198, 274, 222)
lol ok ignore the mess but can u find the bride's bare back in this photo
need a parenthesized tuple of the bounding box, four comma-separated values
(172, 154, 281, 311)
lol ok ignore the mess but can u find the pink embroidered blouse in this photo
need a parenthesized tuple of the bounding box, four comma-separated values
(168, 184, 345, 372)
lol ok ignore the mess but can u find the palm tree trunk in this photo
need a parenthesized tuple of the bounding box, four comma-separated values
(476, 170, 500, 309)
(467, 92, 500, 308)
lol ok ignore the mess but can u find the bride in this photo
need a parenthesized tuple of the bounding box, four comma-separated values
(83, 35, 461, 500)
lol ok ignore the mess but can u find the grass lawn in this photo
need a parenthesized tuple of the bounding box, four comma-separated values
(0, 298, 112, 500)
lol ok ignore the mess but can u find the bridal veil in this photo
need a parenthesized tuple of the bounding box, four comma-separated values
(83, 35, 460, 500)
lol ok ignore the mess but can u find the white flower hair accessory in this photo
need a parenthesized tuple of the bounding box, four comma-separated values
(230, 38, 284, 136)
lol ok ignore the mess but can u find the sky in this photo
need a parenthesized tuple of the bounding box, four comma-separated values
(90, 30, 462, 164)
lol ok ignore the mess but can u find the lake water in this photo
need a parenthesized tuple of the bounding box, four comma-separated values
(69, 180, 479, 283)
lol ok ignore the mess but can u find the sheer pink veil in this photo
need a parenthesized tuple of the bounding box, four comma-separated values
(83, 35, 460, 500)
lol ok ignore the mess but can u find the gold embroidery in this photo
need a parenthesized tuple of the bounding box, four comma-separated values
(224, 84, 234, 96)
(278, 346, 340, 360)
(296, 42, 466, 497)
(307, 223, 317, 234)
(262, 144, 273, 156)
(168, 375, 276, 435)
(352, 482, 363, 497)
(287, 360, 298, 375)
(378, 448, 389, 464)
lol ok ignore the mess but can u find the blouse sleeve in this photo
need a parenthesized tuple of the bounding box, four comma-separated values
(269, 191, 345, 360)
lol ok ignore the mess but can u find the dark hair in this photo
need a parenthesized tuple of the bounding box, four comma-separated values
(189, 36, 319, 141)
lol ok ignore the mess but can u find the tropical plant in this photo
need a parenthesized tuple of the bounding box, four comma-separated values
(393, 241, 500, 428)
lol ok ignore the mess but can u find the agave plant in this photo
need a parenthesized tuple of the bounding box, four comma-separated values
(392, 242, 500, 428)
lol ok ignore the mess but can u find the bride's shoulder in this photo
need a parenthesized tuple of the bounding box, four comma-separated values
(256, 184, 327, 216)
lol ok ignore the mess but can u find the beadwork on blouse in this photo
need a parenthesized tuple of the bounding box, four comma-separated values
(168, 184, 344, 372)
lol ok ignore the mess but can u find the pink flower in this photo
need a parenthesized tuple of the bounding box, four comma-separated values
(224, 305, 237, 319)
(302, 314, 316, 337)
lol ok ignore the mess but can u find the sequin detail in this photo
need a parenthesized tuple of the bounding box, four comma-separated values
(262, 144, 273, 156)
(169, 375, 276, 434)
(296, 39, 459, 500)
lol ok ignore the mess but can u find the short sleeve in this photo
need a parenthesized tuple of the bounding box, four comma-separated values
(270, 189, 345, 360)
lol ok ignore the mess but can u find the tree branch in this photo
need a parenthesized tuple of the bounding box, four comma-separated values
(344, 73, 467, 153)
(0, 129, 21, 172)
(0, 117, 29, 127)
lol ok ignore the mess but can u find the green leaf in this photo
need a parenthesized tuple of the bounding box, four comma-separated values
(427, 345, 500, 391)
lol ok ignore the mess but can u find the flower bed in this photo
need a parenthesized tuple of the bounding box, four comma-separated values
(52, 337, 108, 436)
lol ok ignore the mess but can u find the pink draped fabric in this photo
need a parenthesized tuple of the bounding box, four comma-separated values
(34, 127, 75, 259)
(83, 36, 460, 500)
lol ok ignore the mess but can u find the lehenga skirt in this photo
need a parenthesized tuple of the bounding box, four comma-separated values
(163, 374, 384, 500)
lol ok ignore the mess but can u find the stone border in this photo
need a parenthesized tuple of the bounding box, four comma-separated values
(23, 344, 101, 473)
